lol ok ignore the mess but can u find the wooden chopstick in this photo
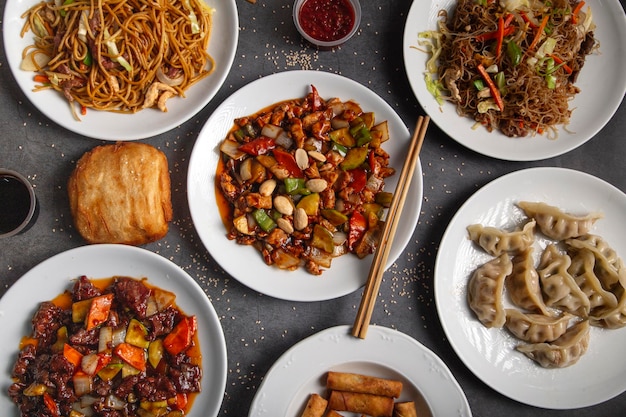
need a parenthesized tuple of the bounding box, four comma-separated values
(352, 115, 430, 339)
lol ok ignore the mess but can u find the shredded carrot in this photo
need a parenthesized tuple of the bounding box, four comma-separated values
(477, 64, 504, 111)
(503, 13, 515, 28)
(572, 1, 585, 24)
(529, 14, 550, 52)
(520, 11, 538, 28)
(549, 54, 573, 74)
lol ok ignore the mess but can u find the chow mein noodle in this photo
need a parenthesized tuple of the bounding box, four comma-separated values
(20, 0, 215, 119)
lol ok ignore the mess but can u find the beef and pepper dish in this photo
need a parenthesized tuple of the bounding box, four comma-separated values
(8, 275, 201, 417)
(217, 85, 397, 275)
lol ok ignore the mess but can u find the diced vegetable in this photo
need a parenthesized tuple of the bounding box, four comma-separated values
(72, 299, 92, 323)
(340, 147, 369, 170)
(125, 318, 150, 348)
(311, 224, 334, 253)
(64, 343, 83, 368)
(329, 127, 356, 147)
(148, 339, 165, 369)
(163, 316, 198, 356)
(113, 343, 147, 372)
(321, 209, 349, 226)
(85, 294, 114, 330)
(296, 193, 320, 216)
(347, 211, 367, 251)
(252, 209, 277, 232)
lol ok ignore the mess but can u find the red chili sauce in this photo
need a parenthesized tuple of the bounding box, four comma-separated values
(298, 0, 355, 42)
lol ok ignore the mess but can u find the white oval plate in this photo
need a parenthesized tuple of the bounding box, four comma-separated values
(248, 325, 471, 417)
(187, 70, 423, 302)
(0, 244, 227, 417)
(403, 0, 626, 161)
(434, 167, 626, 409)
(2, 0, 238, 140)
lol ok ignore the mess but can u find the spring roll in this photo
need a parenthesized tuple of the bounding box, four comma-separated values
(324, 411, 344, 417)
(301, 393, 328, 417)
(327, 390, 394, 417)
(393, 401, 418, 417)
(326, 371, 403, 398)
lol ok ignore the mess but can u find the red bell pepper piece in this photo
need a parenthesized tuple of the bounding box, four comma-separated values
(349, 168, 368, 193)
(347, 211, 367, 251)
(273, 148, 304, 177)
(173, 392, 188, 410)
(239, 136, 276, 156)
(113, 343, 147, 372)
(85, 293, 114, 330)
(163, 316, 198, 356)
(63, 343, 83, 368)
(43, 392, 60, 416)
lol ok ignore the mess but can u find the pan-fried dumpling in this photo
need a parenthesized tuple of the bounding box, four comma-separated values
(568, 249, 618, 314)
(517, 201, 602, 240)
(566, 234, 626, 292)
(505, 309, 571, 343)
(537, 244, 590, 317)
(505, 248, 550, 315)
(467, 220, 536, 256)
(516, 320, 590, 368)
(589, 280, 626, 329)
(468, 254, 512, 328)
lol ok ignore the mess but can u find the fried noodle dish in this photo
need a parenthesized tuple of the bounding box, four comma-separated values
(419, 0, 597, 137)
(217, 85, 396, 276)
(19, 0, 215, 119)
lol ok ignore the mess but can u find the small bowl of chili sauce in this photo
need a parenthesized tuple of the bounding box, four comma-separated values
(293, 0, 361, 49)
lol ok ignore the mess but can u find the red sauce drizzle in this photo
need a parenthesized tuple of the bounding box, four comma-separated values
(298, 0, 355, 42)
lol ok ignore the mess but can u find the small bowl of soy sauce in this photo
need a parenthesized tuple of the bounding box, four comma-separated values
(0, 169, 37, 238)
(293, 0, 361, 49)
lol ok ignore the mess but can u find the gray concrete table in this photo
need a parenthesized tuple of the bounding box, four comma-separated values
(1, 1, 625, 416)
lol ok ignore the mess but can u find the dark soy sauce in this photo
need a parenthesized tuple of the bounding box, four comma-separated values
(0, 175, 32, 234)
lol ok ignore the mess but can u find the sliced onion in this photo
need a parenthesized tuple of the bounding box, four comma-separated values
(73, 399, 96, 416)
(98, 326, 113, 352)
(20, 50, 50, 71)
(275, 131, 293, 149)
(105, 394, 126, 410)
(156, 67, 184, 87)
(308, 247, 332, 268)
(112, 327, 126, 347)
(220, 138, 246, 160)
(260, 123, 283, 138)
(145, 296, 159, 317)
(81, 353, 99, 375)
(73, 373, 93, 397)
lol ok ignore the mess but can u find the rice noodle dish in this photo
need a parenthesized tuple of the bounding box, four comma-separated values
(418, 0, 597, 138)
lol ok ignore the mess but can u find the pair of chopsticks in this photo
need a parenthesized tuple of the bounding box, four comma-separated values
(352, 115, 430, 339)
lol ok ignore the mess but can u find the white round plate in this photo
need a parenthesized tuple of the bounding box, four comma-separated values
(0, 244, 227, 417)
(2, 0, 238, 140)
(403, 0, 626, 161)
(248, 325, 471, 417)
(187, 70, 423, 302)
(434, 167, 626, 409)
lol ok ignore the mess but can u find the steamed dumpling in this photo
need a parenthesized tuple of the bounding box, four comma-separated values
(568, 249, 618, 314)
(517, 201, 602, 240)
(505, 248, 550, 315)
(467, 220, 536, 256)
(566, 234, 626, 292)
(505, 309, 571, 343)
(516, 320, 590, 368)
(537, 244, 590, 317)
(468, 253, 512, 328)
